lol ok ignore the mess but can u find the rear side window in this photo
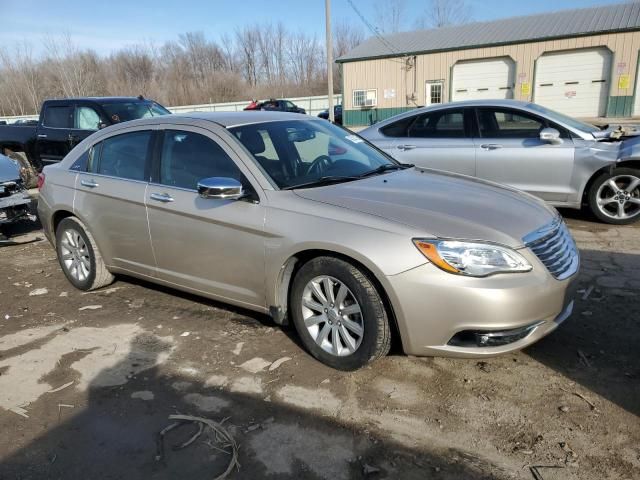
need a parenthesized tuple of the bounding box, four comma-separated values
(43, 106, 72, 128)
(407, 111, 465, 138)
(380, 116, 415, 137)
(159, 130, 242, 190)
(96, 131, 151, 181)
(70, 146, 94, 172)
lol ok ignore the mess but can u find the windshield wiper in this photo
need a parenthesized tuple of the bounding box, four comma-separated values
(282, 175, 360, 190)
(357, 163, 413, 178)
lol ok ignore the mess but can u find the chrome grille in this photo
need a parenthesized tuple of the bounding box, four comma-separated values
(524, 218, 579, 280)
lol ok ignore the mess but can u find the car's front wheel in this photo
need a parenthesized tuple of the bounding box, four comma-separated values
(588, 168, 640, 225)
(290, 256, 391, 370)
(55, 217, 115, 291)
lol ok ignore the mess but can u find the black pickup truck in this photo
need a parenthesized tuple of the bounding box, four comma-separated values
(0, 97, 170, 185)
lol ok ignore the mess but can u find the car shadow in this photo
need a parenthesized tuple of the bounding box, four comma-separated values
(524, 248, 640, 417)
(0, 336, 508, 479)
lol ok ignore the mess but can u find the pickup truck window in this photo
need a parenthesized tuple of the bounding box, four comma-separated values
(101, 102, 169, 123)
(43, 106, 72, 128)
(96, 131, 151, 181)
(75, 107, 101, 130)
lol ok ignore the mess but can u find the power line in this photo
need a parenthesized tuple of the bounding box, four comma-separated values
(346, 0, 408, 64)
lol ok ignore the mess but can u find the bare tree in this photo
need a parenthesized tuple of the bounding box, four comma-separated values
(374, 0, 407, 33)
(416, 0, 473, 29)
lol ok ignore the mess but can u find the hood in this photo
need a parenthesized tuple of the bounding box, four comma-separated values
(294, 168, 557, 248)
(0, 154, 21, 182)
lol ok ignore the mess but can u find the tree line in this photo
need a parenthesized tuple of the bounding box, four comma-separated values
(0, 0, 472, 117)
(0, 22, 364, 116)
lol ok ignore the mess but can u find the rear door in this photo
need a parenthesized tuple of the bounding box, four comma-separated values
(146, 126, 266, 309)
(36, 103, 74, 164)
(74, 128, 156, 277)
(473, 107, 575, 202)
(382, 108, 476, 176)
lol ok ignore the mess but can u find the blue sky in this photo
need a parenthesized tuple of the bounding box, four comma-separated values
(0, 0, 628, 56)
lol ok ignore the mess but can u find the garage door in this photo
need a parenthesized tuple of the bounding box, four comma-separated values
(451, 58, 515, 101)
(534, 48, 611, 118)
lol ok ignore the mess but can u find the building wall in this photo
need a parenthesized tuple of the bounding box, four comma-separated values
(342, 31, 640, 126)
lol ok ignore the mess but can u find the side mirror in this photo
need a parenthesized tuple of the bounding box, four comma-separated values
(540, 127, 562, 144)
(197, 177, 244, 200)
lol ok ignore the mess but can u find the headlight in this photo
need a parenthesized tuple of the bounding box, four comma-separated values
(413, 239, 532, 277)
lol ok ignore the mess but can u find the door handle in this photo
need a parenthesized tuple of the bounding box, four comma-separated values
(150, 192, 174, 203)
(480, 144, 503, 150)
(396, 144, 417, 151)
(37, 134, 47, 139)
(80, 179, 99, 188)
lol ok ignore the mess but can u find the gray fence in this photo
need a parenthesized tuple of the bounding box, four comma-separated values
(0, 94, 343, 123)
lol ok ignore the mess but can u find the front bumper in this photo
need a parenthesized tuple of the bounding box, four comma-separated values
(384, 248, 578, 357)
(0, 190, 32, 224)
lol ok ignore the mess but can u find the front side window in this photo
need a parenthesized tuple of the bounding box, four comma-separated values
(101, 101, 170, 123)
(408, 111, 465, 138)
(42, 106, 72, 128)
(231, 120, 398, 189)
(159, 130, 242, 190)
(96, 131, 151, 181)
(75, 107, 101, 130)
(478, 108, 545, 138)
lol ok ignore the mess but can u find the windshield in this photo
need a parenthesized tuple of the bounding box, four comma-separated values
(101, 101, 170, 123)
(526, 103, 600, 134)
(230, 120, 399, 189)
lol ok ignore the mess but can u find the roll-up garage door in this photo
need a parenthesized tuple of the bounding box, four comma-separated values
(533, 48, 611, 117)
(451, 58, 515, 101)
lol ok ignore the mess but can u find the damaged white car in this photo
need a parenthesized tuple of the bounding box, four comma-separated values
(0, 153, 33, 226)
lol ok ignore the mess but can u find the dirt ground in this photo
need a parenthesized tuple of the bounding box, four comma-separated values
(0, 208, 638, 480)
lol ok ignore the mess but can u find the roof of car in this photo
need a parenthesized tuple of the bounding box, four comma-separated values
(141, 111, 320, 128)
(45, 97, 158, 104)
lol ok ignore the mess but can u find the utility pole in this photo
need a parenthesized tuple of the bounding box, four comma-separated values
(325, 0, 335, 123)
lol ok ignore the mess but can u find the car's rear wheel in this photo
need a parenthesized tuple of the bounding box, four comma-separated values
(290, 256, 391, 370)
(55, 217, 114, 291)
(588, 168, 640, 225)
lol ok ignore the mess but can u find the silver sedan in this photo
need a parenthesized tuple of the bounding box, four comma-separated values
(361, 99, 640, 225)
(37, 112, 578, 370)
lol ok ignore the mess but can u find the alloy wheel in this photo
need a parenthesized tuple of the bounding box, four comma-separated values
(595, 174, 640, 220)
(301, 275, 364, 357)
(59, 228, 91, 282)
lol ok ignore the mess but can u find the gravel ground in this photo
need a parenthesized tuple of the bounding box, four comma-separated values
(0, 210, 638, 480)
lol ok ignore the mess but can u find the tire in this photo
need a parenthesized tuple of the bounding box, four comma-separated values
(55, 217, 114, 291)
(587, 167, 640, 225)
(290, 256, 391, 370)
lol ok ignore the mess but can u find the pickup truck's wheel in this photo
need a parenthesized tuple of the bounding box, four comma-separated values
(55, 217, 114, 291)
(588, 168, 640, 225)
(290, 256, 391, 370)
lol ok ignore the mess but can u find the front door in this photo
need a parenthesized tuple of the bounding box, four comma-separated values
(146, 127, 266, 309)
(74, 128, 156, 277)
(473, 107, 575, 202)
(389, 108, 476, 176)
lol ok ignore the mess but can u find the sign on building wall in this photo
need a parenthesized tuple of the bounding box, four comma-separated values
(520, 82, 531, 96)
(618, 74, 630, 89)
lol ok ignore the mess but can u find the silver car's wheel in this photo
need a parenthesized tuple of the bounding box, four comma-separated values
(595, 174, 640, 221)
(55, 216, 114, 291)
(60, 228, 91, 282)
(301, 275, 364, 357)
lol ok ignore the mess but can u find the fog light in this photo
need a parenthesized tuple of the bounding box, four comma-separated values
(448, 321, 544, 348)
